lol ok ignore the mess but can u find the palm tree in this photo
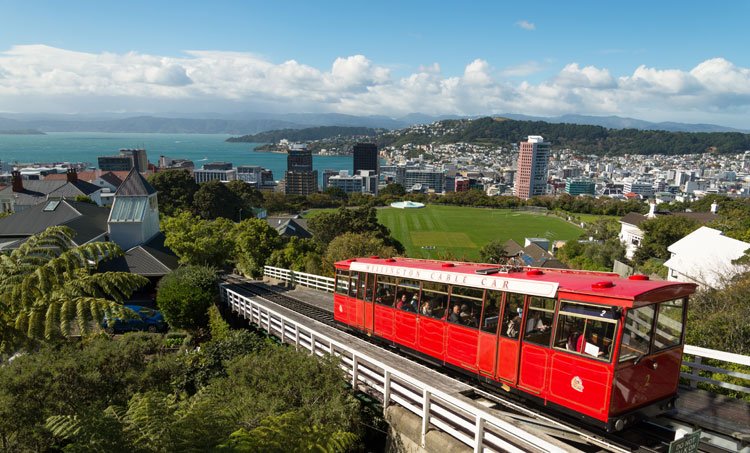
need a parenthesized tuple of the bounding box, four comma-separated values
(0, 226, 148, 353)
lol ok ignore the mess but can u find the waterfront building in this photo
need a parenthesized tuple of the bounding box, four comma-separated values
(284, 144, 317, 195)
(565, 178, 596, 196)
(193, 168, 237, 183)
(203, 162, 233, 171)
(513, 135, 550, 200)
(353, 143, 379, 175)
(98, 148, 149, 172)
(404, 169, 445, 193)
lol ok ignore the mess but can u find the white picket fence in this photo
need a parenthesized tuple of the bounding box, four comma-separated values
(263, 266, 750, 397)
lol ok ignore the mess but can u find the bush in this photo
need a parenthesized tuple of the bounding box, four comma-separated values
(156, 265, 218, 331)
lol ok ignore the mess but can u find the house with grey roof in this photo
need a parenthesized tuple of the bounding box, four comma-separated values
(0, 168, 177, 281)
(0, 169, 104, 213)
(618, 201, 719, 260)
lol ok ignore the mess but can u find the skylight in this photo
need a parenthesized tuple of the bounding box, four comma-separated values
(109, 198, 147, 222)
(43, 200, 61, 212)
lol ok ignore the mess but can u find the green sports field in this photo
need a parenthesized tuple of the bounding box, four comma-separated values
(376, 205, 584, 260)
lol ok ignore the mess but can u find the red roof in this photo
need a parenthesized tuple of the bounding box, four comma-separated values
(335, 257, 696, 308)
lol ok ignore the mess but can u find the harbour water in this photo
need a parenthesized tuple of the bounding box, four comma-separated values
(0, 132, 354, 182)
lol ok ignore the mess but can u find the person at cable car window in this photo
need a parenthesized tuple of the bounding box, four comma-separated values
(448, 304, 461, 323)
(420, 299, 432, 317)
(525, 311, 549, 334)
(506, 308, 522, 338)
(577, 331, 604, 357)
(460, 304, 477, 327)
(396, 294, 408, 310)
(410, 294, 420, 311)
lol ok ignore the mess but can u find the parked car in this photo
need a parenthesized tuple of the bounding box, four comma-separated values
(102, 305, 168, 333)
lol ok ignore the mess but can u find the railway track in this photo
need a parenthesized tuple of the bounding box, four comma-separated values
(223, 277, 720, 452)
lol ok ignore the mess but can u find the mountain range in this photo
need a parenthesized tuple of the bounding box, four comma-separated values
(0, 112, 746, 135)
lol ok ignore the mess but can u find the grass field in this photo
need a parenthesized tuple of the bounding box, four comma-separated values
(376, 205, 584, 260)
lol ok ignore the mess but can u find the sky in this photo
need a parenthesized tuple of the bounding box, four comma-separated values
(0, 0, 748, 127)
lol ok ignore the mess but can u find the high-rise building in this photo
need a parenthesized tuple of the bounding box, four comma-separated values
(353, 143, 378, 175)
(98, 148, 149, 172)
(119, 149, 148, 172)
(565, 178, 596, 196)
(513, 135, 550, 200)
(284, 144, 317, 195)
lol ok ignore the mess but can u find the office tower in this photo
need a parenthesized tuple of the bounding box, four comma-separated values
(353, 143, 378, 174)
(513, 135, 550, 200)
(284, 144, 317, 195)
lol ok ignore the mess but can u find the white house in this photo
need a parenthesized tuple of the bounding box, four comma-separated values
(664, 227, 750, 289)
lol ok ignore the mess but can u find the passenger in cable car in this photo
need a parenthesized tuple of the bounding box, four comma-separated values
(526, 311, 549, 334)
(420, 299, 432, 316)
(448, 304, 461, 323)
(460, 304, 478, 327)
(396, 294, 408, 310)
(506, 309, 522, 338)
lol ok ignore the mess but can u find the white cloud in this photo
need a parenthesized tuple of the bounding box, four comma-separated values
(516, 20, 536, 31)
(0, 45, 748, 127)
(500, 61, 544, 77)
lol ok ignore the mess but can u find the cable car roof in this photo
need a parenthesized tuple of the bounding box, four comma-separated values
(335, 257, 697, 308)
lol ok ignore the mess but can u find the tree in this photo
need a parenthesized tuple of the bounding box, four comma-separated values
(193, 180, 242, 220)
(156, 265, 218, 332)
(162, 212, 236, 268)
(479, 240, 510, 264)
(0, 226, 148, 352)
(308, 206, 404, 253)
(232, 219, 282, 277)
(226, 180, 263, 219)
(633, 216, 700, 264)
(687, 273, 750, 356)
(73, 195, 95, 204)
(556, 238, 625, 272)
(379, 183, 406, 197)
(267, 237, 324, 274)
(322, 232, 397, 275)
(148, 169, 198, 217)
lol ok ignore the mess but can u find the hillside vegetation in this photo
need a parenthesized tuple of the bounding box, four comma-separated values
(226, 126, 380, 143)
(382, 117, 750, 155)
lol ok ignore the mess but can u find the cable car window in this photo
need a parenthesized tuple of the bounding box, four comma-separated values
(348, 272, 359, 298)
(523, 297, 556, 346)
(653, 298, 685, 351)
(396, 279, 421, 313)
(501, 293, 524, 339)
(375, 275, 397, 306)
(335, 269, 349, 295)
(554, 301, 617, 361)
(420, 281, 449, 319)
(481, 291, 503, 334)
(357, 272, 374, 302)
(448, 286, 483, 329)
(619, 305, 655, 362)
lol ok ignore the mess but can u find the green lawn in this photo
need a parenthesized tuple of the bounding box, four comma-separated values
(377, 205, 584, 260)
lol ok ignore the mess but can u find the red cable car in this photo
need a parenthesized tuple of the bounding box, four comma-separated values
(333, 257, 696, 431)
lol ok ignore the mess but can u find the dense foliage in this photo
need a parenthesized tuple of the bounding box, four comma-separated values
(0, 330, 364, 452)
(381, 117, 750, 155)
(156, 265, 218, 331)
(226, 126, 379, 143)
(148, 169, 198, 216)
(0, 227, 148, 354)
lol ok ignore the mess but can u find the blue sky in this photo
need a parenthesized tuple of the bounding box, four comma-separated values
(0, 1, 748, 127)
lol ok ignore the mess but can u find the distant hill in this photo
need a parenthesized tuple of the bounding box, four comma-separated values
(0, 129, 45, 135)
(383, 117, 750, 155)
(227, 126, 380, 143)
(0, 112, 745, 135)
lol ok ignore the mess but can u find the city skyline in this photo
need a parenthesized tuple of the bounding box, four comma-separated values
(0, 1, 748, 128)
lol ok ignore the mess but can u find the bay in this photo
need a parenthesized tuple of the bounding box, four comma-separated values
(0, 132, 353, 183)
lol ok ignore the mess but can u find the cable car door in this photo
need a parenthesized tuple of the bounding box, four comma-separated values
(360, 272, 375, 333)
(494, 293, 525, 385)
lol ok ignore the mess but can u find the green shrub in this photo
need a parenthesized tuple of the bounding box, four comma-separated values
(156, 265, 218, 331)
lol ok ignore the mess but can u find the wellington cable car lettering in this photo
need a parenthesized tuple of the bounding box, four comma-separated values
(350, 262, 559, 298)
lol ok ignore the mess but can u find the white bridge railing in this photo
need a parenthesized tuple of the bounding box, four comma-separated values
(263, 266, 750, 398)
(221, 284, 565, 453)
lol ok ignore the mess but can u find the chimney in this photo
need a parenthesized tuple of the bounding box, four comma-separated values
(646, 200, 657, 219)
(710, 201, 718, 214)
(11, 171, 23, 192)
(66, 168, 78, 183)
